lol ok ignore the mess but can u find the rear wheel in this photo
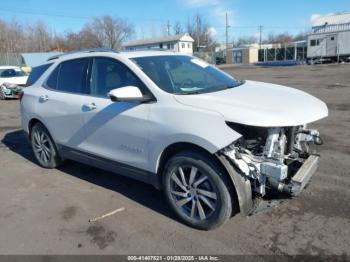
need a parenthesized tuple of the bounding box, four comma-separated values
(30, 123, 62, 168)
(163, 151, 233, 230)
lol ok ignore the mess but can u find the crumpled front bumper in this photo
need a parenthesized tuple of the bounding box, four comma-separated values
(250, 155, 319, 215)
(1, 85, 23, 98)
(291, 155, 319, 196)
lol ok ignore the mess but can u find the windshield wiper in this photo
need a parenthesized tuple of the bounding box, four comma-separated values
(174, 90, 202, 95)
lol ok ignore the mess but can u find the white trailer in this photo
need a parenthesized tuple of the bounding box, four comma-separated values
(307, 12, 350, 63)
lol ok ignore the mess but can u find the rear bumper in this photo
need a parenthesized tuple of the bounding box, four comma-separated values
(291, 155, 319, 196)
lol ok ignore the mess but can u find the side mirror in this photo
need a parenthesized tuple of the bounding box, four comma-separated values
(108, 86, 152, 103)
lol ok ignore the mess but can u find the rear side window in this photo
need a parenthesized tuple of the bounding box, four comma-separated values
(26, 63, 52, 86)
(46, 58, 89, 94)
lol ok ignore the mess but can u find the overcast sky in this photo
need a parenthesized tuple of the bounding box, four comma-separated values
(0, 0, 349, 44)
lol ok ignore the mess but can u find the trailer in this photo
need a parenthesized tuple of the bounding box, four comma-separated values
(307, 12, 350, 64)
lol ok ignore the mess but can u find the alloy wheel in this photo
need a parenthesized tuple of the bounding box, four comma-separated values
(32, 128, 53, 165)
(170, 165, 218, 221)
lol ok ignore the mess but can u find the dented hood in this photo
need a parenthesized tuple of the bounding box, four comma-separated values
(174, 80, 328, 127)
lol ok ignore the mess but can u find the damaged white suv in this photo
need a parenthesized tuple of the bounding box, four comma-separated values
(21, 49, 328, 230)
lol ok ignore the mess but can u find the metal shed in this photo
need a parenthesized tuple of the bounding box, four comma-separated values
(20, 52, 63, 67)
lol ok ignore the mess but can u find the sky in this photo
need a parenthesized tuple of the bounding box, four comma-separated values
(0, 0, 349, 44)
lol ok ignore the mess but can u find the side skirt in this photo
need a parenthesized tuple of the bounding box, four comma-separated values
(58, 145, 161, 189)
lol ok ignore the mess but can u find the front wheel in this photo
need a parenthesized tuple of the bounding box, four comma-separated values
(163, 151, 234, 230)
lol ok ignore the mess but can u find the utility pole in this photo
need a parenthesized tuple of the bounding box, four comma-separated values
(259, 25, 263, 50)
(225, 12, 230, 57)
(167, 20, 171, 36)
(196, 15, 200, 51)
(259, 25, 263, 61)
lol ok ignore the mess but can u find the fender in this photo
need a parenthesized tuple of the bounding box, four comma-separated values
(216, 154, 253, 215)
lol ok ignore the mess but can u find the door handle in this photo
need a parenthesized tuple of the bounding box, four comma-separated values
(39, 95, 49, 102)
(83, 102, 97, 111)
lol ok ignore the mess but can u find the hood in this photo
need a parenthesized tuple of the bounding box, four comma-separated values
(174, 80, 328, 127)
(0, 76, 28, 86)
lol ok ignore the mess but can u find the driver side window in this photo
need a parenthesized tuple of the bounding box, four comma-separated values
(89, 57, 144, 97)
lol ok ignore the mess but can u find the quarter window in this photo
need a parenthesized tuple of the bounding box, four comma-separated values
(26, 63, 52, 86)
(46, 65, 59, 89)
(89, 57, 145, 97)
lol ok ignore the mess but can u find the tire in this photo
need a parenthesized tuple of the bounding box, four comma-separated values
(163, 150, 234, 230)
(30, 122, 63, 168)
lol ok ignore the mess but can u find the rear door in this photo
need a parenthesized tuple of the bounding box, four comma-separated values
(36, 58, 89, 148)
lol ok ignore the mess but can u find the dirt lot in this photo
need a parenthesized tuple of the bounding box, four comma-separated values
(0, 64, 349, 255)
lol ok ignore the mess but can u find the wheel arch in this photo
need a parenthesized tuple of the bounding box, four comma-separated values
(27, 118, 60, 152)
(28, 118, 42, 135)
(156, 142, 242, 213)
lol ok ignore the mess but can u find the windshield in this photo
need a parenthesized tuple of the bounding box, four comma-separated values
(132, 55, 242, 94)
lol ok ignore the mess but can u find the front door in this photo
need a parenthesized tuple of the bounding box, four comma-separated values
(233, 50, 242, 63)
(79, 57, 150, 171)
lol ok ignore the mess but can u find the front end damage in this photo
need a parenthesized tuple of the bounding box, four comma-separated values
(220, 123, 323, 214)
(0, 83, 24, 99)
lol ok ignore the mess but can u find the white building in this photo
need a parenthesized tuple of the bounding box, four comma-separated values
(307, 12, 350, 62)
(124, 33, 195, 55)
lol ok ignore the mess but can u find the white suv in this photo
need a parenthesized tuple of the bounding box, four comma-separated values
(21, 49, 328, 230)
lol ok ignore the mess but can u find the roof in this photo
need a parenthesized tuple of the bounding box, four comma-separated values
(120, 50, 188, 59)
(312, 12, 350, 26)
(21, 52, 63, 67)
(124, 33, 194, 47)
(39, 50, 190, 66)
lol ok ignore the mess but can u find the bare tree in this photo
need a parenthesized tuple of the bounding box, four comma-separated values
(264, 32, 294, 44)
(25, 21, 52, 52)
(293, 32, 308, 41)
(82, 16, 134, 50)
(187, 14, 216, 51)
(233, 36, 257, 47)
(173, 21, 183, 35)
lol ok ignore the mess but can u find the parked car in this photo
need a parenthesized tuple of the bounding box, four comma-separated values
(20, 49, 328, 230)
(215, 57, 226, 65)
(0, 66, 28, 100)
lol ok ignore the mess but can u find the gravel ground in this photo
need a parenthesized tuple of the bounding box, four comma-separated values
(0, 63, 349, 255)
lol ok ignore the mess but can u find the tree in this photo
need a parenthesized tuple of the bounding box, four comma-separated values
(82, 16, 134, 50)
(187, 14, 216, 51)
(173, 21, 183, 35)
(264, 32, 294, 44)
(233, 36, 257, 47)
(25, 22, 52, 52)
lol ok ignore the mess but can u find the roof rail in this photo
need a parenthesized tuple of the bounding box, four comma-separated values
(122, 48, 175, 53)
(47, 48, 119, 61)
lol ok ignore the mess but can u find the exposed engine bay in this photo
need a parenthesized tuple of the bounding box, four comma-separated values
(222, 122, 323, 199)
